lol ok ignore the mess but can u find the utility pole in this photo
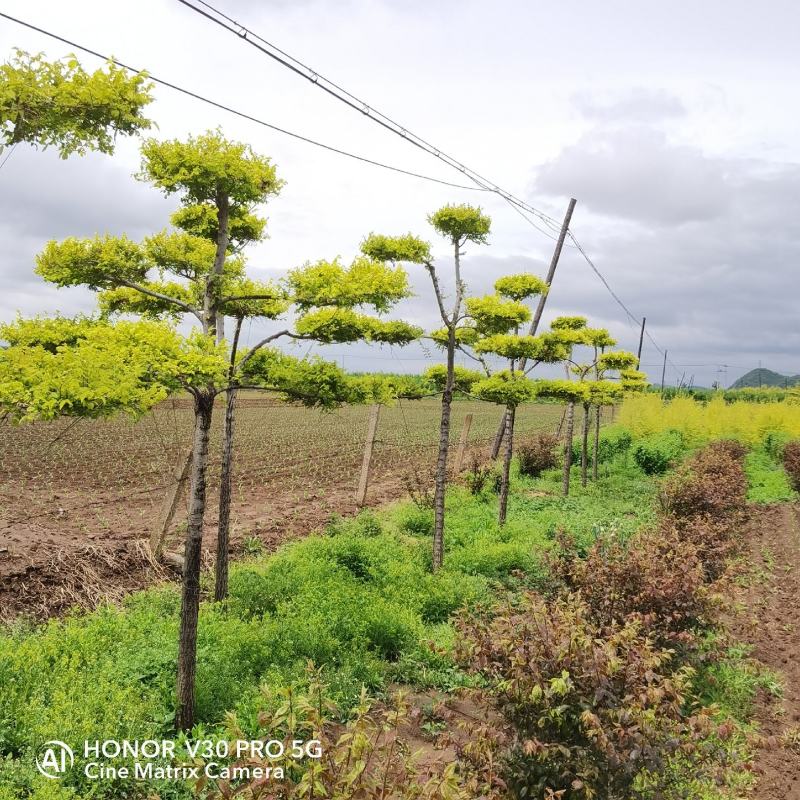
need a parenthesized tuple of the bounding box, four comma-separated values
(491, 197, 577, 459)
(660, 350, 668, 392)
(636, 316, 646, 369)
(758, 360, 762, 388)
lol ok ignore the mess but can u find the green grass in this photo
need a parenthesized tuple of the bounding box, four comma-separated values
(745, 449, 797, 503)
(0, 455, 658, 799)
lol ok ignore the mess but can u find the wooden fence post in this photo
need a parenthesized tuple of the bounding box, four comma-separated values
(355, 404, 381, 507)
(150, 450, 192, 560)
(454, 413, 473, 473)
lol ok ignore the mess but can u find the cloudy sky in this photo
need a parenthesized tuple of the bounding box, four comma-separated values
(1, 0, 798, 387)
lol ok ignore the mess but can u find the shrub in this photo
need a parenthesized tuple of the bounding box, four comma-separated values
(783, 441, 800, 491)
(763, 429, 792, 460)
(661, 515, 738, 583)
(396, 505, 434, 536)
(571, 425, 633, 465)
(464, 455, 495, 495)
(550, 527, 713, 648)
(518, 432, 560, 478)
(455, 592, 704, 800)
(216, 672, 471, 800)
(660, 445, 747, 520)
(632, 429, 684, 474)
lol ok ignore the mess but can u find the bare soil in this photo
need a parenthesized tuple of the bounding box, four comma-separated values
(732, 503, 800, 796)
(0, 399, 564, 620)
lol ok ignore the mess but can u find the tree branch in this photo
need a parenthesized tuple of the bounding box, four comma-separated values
(235, 329, 314, 373)
(218, 293, 283, 304)
(424, 261, 451, 328)
(117, 280, 204, 323)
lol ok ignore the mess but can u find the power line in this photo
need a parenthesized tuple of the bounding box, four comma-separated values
(3, 8, 682, 379)
(0, 11, 490, 192)
(174, 0, 565, 230)
(0, 143, 19, 172)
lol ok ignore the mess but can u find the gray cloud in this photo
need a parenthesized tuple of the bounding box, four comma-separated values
(534, 128, 730, 226)
(572, 88, 687, 123)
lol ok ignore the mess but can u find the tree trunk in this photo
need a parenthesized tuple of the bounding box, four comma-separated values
(581, 402, 590, 488)
(432, 334, 455, 571)
(498, 405, 515, 525)
(562, 401, 575, 497)
(592, 405, 601, 481)
(214, 386, 237, 601)
(176, 390, 214, 732)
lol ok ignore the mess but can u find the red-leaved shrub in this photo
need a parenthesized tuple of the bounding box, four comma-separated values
(549, 528, 712, 648)
(660, 444, 747, 520)
(455, 592, 710, 800)
(783, 441, 800, 492)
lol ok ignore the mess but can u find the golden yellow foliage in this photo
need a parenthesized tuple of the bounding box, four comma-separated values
(619, 393, 800, 445)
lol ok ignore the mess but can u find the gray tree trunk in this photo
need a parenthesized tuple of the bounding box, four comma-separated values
(562, 401, 575, 497)
(593, 405, 601, 481)
(432, 330, 455, 571)
(175, 390, 214, 732)
(581, 402, 590, 487)
(214, 386, 237, 601)
(498, 405, 515, 524)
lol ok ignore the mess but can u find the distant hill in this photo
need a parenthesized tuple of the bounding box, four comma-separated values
(730, 368, 800, 389)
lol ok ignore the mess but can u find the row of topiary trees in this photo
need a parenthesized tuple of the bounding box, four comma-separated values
(0, 51, 646, 729)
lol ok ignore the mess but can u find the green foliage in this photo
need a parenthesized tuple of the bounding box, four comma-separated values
(466, 294, 530, 335)
(597, 350, 638, 371)
(423, 364, 483, 393)
(550, 315, 588, 331)
(762, 429, 792, 460)
(294, 308, 420, 345)
(474, 332, 568, 363)
(632, 429, 685, 474)
(745, 449, 797, 503)
(139, 129, 283, 206)
(98, 281, 197, 320)
(288, 256, 410, 311)
(0, 314, 100, 352)
(170, 203, 267, 250)
(427, 204, 491, 244)
(494, 273, 548, 301)
(473, 371, 537, 407)
(571, 424, 633, 464)
(429, 324, 479, 347)
(360, 232, 432, 264)
(36, 234, 149, 289)
(0, 49, 153, 156)
(0, 320, 227, 421)
(534, 378, 589, 403)
(240, 347, 391, 408)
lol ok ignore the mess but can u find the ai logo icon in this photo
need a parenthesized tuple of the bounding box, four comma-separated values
(36, 741, 74, 779)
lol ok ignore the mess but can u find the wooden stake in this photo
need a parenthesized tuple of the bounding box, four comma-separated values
(150, 449, 192, 560)
(453, 413, 473, 473)
(355, 404, 381, 507)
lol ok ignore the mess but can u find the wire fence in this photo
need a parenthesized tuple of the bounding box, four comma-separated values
(0, 397, 568, 555)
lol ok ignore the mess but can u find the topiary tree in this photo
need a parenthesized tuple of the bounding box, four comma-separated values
(533, 316, 593, 497)
(362, 204, 491, 571)
(567, 333, 639, 487)
(436, 274, 570, 524)
(32, 129, 420, 730)
(1, 49, 153, 157)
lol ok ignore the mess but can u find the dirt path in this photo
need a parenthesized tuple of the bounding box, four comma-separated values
(732, 503, 800, 796)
